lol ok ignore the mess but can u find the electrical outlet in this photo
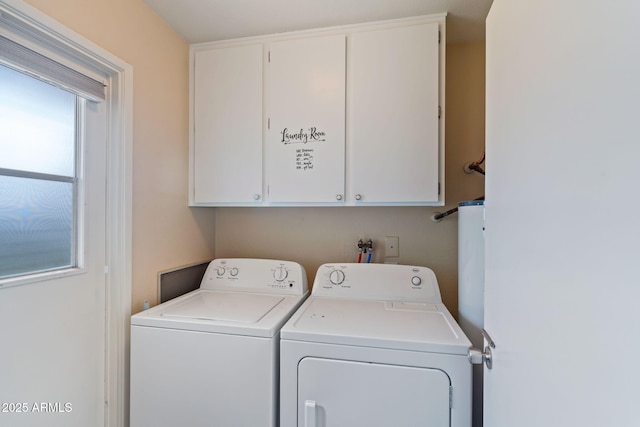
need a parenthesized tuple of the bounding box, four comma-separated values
(384, 236, 399, 257)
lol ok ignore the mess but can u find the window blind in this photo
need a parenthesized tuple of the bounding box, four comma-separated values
(0, 34, 105, 102)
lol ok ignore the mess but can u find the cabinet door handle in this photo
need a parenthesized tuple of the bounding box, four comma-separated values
(253, 194, 261, 201)
(355, 193, 362, 201)
(336, 194, 343, 201)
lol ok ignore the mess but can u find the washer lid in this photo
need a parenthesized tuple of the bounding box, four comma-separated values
(161, 292, 284, 323)
(131, 289, 308, 337)
(281, 296, 471, 355)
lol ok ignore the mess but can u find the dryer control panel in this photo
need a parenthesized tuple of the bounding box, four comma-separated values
(312, 263, 442, 303)
(200, 258, 308, 295)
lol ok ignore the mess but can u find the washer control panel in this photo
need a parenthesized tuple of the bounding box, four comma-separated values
(313, 263, 442, 303)
(200, 258, 308, 295)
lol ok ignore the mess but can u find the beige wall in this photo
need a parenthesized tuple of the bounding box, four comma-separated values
(215, 42, 486, 317)
(24, 0, 217, 313)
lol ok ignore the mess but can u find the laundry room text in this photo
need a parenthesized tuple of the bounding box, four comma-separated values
(280, 127, 326, 144)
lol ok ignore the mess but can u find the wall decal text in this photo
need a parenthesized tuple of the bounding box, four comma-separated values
(295, 148, 314, 171)
(281, 127, 326, 144)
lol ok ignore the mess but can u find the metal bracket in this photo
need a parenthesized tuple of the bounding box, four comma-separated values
(482, 328, 496, 349)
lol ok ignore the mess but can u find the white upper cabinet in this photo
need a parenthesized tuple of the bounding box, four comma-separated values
(191, 44, 263, 205)
(268, 35, 346, 203)
(189, 14, 445, 206)
(348, 23, 441, 204)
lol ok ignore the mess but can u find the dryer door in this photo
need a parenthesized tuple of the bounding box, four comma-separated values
(298, 357, 450, 426)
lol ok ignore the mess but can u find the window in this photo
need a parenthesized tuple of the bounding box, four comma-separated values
(0, 64, 80, 279)
(0, 31, 105, 282)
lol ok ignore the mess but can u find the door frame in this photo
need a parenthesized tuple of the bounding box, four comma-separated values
(0, 1, 133, 426)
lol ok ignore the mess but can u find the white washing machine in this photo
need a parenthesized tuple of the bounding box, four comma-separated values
(130, 258, 308, 427)
(280, 263, 472, 427)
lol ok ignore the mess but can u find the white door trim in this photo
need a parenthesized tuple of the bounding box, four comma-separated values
(0, 1, 133, 426)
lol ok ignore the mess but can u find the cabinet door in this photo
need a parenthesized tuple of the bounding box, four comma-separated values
(268, 35, 346, 203)
(348, 23, 440, 204)
(192, 44, 263, 204)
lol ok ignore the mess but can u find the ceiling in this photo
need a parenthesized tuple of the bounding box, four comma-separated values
(143, 0, 493, 45)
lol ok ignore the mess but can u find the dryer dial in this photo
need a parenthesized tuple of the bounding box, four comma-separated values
(329, 269, 345, 285)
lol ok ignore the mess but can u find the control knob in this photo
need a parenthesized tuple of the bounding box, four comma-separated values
(216, 267, 225, 276)
(411, 276, 422, 286)
(274, 267, 288, 282)
(329, 269, 345, 285)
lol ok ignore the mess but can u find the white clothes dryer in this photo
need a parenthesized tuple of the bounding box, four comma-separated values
(130, 258, 308, 427)
(280, 263, 472, 427)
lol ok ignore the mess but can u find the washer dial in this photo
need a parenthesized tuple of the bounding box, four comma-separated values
(274, 266, 288, 282)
